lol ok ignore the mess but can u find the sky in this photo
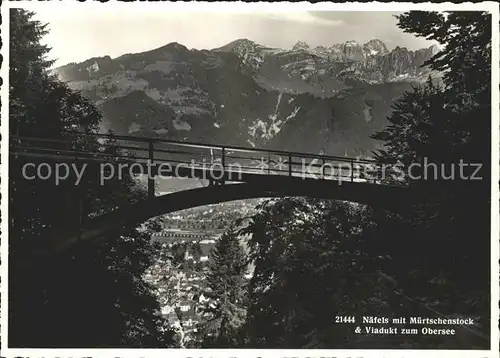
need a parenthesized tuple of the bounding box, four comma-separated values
(27, 8, 436, 67)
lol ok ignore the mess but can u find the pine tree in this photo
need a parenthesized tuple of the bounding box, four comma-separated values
(8, 9, 173, 347)
(200, 227, 248, 347)
(372, 78, 448, 168)
(239, 198, 396, 348)
(369, 11, 491, 346)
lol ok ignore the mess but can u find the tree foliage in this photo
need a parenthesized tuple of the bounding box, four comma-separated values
(230, 11, 491, 349)
(200, 226, 248, 347)
(371, 10, 491, 302)
(237, 199, 403, 348)
(9, 9, 172, 347)
(372, 10, 491, 346)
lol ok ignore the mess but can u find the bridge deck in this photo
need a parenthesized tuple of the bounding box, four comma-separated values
(10, 132, 406, 187)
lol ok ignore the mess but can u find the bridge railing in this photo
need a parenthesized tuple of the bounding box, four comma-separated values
(10, 132, 407, 186)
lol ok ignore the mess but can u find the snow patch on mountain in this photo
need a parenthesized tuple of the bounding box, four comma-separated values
(269, 92, 282, 121)
(248, 95, 301, 142)
(248, 119, 268, 139)
(286, 106, 301, 120)
(271, 121, 283, 137)
(363, 105, 373, 123)
(155, 128, 169, 134)
(173, 117, 191, 131)
(146, 88, 163, 101)
(129, 122, 141, 133)
(86, 61, 99, 76)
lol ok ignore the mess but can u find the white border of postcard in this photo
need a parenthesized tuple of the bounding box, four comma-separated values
(1, 1, 499, 358)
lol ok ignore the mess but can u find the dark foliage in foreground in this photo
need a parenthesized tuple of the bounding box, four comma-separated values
(9, 9, 173, 347)
(199, 227, 248, 347)
(204, 11, 491, 349)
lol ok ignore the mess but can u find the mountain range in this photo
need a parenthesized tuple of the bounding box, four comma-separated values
(54, 38, 442, 157)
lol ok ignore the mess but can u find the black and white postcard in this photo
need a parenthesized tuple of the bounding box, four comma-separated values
(1, 2, 498, 358)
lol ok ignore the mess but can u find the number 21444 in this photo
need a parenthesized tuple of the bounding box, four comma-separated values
(335, 316, 355, 324)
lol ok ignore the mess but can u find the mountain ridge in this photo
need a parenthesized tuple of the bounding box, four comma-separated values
(53, 37, 442, 157)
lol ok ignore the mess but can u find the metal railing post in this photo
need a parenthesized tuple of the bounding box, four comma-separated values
(351, 159, 354, 182)
(221, 147, 226, 185)
(268, 152, 271, 174)
(288, 153, 292, 176)
(148, 139, 155, 199)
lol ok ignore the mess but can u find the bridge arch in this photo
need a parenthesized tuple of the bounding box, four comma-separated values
(16, 178, 411, 271)
(12, 132, 411, 269)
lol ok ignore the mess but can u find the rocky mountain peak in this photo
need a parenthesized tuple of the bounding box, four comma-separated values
(363, 39, 389, 56)
(53, 36, 440, 157)
(164, 42, 188, 50)
(313, 45, 328, 53)
(393, 46, 409, 53)
(344, 40, 360, 47)
(213, 38, 257, 52)
(292, 41, 310, 51)
(328, 40, 363, 61)
(210, 38, 267, 69)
